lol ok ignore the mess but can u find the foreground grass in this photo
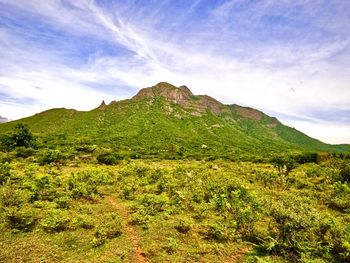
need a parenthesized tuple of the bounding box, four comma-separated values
(0, 159, 349, 262)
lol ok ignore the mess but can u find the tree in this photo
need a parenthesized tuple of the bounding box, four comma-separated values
(0, 123, 36, 150)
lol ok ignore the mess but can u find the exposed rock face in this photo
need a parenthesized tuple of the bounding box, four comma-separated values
(132, 82, 193, 105)
(197, 95, 223, 114)
(98, 100, 107, 110)
(130, 82, 280, 124)
(267, 117, 281, 128)
(231, 105, 263, 120)
(132, 82, 224, 115)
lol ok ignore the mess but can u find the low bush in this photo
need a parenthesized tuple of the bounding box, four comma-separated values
(0, 162, 11, 185)
(174, 217, 195, 234)
(96, 152, 121, 165)
(205, 220, 236, 242)
(41, 209, 70, 232)
(71, 214, 95, 230)
(339, 162, 350, 183)
(91, 213, 122, 247)
(329, 182, 350, 212)
(15, 147, 35, 158)
(37, 149, 66, 165)
(3, 205, 36, 231)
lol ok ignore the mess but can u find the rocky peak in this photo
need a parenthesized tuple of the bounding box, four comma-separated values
(98, 100, 107, 110)
(131, 82, 227, 115)
(132, 82, 194, 103)
(179, 85, 194, 96)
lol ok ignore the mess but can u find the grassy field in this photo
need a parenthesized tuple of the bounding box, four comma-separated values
(1, 156, 349, 263)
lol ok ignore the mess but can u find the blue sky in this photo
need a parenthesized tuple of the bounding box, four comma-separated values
(0, 0, 349, 143)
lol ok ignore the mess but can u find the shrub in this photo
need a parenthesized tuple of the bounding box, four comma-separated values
(15, 147, 35, 158)
(0, 185, 29, 207)
(71, 214, 94, 230)
(0, 123, 36, 150)
(67, 171, 100, 200)
(54, 196, 71, 209)
(260, 196, 334, 261)
(205, 220, 236, 242)
(296, 152, 318, 164)
(329, 182, 350, 212)
(29, 174, 59, 202)
(339, 162, 350, 183)
(37, 149, 66, 165)
(41, 209, 70, 232)
(139, 193, 170, 215)
(3, 205, 36, 231)
(0, 162, 11, 185)
(175, 217, 195, 234)
(97, 152, 121, 165)
(129, 209, 152, 228)
(91, 213, 122, 247)
(75, 144, 96, 153)
(165, 237, 179, 254)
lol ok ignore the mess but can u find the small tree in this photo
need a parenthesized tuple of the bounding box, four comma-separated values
(271, 155, 297, 189)
(272, 155, 296, 176)
(0, 123, 36, 150)
(339, 161, 350, 183)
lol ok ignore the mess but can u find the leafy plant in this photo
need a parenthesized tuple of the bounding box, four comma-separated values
(97, 152, 121, 165)
(0, 123, 36, 150)
(41, 209, 70, 232)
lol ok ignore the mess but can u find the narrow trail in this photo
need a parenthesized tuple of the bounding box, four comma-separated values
(107, 197, 150, 263)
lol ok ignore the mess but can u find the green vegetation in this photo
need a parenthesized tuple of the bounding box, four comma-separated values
(0, 83, 349, 262)
(0, 151, 349, 262)
(0, 83, 348, 159)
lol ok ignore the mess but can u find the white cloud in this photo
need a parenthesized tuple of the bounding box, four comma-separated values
(284, 120, 350, 145)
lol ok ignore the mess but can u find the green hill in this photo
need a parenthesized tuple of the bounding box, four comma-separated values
(0, 82, 348, 157)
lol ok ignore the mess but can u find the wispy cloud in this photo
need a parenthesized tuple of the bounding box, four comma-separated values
(0, 0, 349, 143)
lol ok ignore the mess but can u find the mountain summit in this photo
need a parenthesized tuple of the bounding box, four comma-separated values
(0, 82, 348, 157)
(133, 82, 194, 101)
(132, 82, 224, 115)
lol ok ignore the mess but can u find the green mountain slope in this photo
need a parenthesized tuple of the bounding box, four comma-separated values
(0, 82, 348, 156)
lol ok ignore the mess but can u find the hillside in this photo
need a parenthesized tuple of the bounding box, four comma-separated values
(1, 82, 350, 263)
(0, 82, 348, 157)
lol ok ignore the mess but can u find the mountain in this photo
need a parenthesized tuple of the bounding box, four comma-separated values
(0, 82, 349, 157)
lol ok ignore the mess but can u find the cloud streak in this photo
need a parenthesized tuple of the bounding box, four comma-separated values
(0, 0, 349, 144)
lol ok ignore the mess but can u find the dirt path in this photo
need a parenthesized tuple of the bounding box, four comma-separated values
(107, 197, 150, 263)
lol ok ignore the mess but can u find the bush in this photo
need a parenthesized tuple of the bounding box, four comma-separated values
(296, 152, 318, 164)
(71, 214, 94, 230)
(67, 171, 100, 200)
(0, 162, 11, 185)
(339, 162, 350, 183)
(3, 205, 36, 231)
(174, 217, 194, 234)
(91, 213, 122, 247)
(41, 209, 70, 232)
(0, 185, 29, 207)
(165, 237, 179, 254)
(15, 147, 35, 158)
(0, 123, 36, 150)
(38, 149, 66, 165)
(29, 174, 60, 202)
(96, 152, 121, 165)
(329, 182, 350, 212)
(139, 193, 170, 215)
(205, 220, 236, 241)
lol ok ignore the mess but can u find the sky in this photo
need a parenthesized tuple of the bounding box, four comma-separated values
(0, 0, 349, 144)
